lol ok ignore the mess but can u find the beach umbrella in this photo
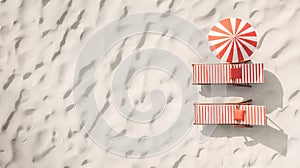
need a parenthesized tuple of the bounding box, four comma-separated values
(208, 18, 258, 63)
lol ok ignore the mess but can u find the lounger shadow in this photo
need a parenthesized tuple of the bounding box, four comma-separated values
(201, 124, 288, 156)
(199, 70, 283, 114)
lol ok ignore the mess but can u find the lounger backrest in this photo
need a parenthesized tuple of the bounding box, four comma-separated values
(192, 63, 264, 84)
(194, 104, 266, 126)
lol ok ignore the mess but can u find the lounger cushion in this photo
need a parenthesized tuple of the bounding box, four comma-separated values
(234, 109, 245, 121)
(230, 67, 242, 79)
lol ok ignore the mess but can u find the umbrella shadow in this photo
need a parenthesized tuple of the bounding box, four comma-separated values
(199, 70, 287, 156)
(199, 70, 284, 114)
(201, 124, 288, 156)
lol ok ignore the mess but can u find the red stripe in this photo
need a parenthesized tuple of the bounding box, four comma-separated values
(197, 106, 199, 122)
(263, 106, 266, 125)
(239, 31, 257, 37)
(237, 39, 253, 57)
(236, 41, 244, 63)
(202, 106, 205, 124)
(252, 64, 255, 83)
(205, 106, 207, 124)
(254, 106, 257, 125)
(225, 105, 228, 124)
(257, 107, 262, 125)
(209, 106, 211, 124)
(197, 106, 201, 123)
(257, 64, 260, 83)
(217, 40, 232, 59)
(198, 65, 203, 83)
(209, 39, 230, 52)
(251, 64, 255, 83)
(215, 106, 219, 124)
(195, 65, 197, 83)
(226, 40, 234, 63)
(229, 106, 232, 124)
(212, 65, 215, 84)
(260, 64, 263, 83)
(239, 38, 257, 47)
(219, 65, 223, 83)
(209, 106, 212, 124)
(247, 106, 250, 125)
(256, 64, 259, 83)
(235, 18, 241, 34)
(212, 105, 215, 124)
(194, 105, 196, 124)
(206, 65, 209, 83)
(262, 64, 264, 83)
(202, 106, 206, 124)
(195, 106, 197, 124)
(213, 65, 216, 83)
(237, 22, 251, 35)
(200, 65, 202, 84)
(226, 64, 229, 83)
(220, 18, 233, 34)
(208, 35, 228, 41)
(212, 26, 231, 35)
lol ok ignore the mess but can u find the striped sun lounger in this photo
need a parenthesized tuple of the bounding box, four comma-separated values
(194, 103, 266, 126)
(192, 63, 264, 85)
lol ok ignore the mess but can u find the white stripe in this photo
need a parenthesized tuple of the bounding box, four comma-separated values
(215, 65, 219, 83)
(247, 64, 251, 83)
(193, 65, 196, 83)
(211, 106, 216, 124)
(208, 38, 230, 46)
(221, 64, 224, 83)
(239, 26, 256, 36)
(195, 65, 198, 83)
(241, 39, 256, 53)
(212, 65, 215, 84)
(252, 106, 255, 125)
(208, 30, 231, 37)
(236, 20, 247, 34)
(232, 105, 235, 124)
(263, 106, 267, 125)
(197, 65, 199, 83)
(253, 64, 257, 83)
(218, 105, 220, 123)
(232, 41, 238, 62)
(255, 107, 258, 125)
(210, 106, 213, 124)
(197, 106, 199, 124)
(238, 36, 257, 42)
(195, 65, 197, 83)
(200, 65, 202, 83)
(211, 39, 232, 57)
(260, 64, 263, 83)
(220, 40, 233, 62)
(230, 18, 236, 34)
(248, 106, 250, 125)
(259, 107, 261, 125)
(210, 65, 213, 83)
(241, 64, 245, 83)
(236, 40, 250, 60)
(215, 22, 232, 35)
(206, 106, 208, 124)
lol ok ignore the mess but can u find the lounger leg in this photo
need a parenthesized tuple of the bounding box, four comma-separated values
(233, 124, 253, 128)
(231, 83, 252, 87)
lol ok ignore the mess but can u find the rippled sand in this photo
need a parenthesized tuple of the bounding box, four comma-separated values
(1, 0, 300, 167)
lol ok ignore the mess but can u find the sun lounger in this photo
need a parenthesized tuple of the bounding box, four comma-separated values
(194, 100, 266, 127)
(192, 62, 264, 86)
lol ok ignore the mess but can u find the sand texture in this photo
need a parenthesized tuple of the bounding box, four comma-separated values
(1, 0, 300, 167)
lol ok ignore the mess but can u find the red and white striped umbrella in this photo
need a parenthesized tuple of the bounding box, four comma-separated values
(208, 18, 258, 63)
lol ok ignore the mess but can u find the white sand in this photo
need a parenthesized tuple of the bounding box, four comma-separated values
(1, 0, 300, 167)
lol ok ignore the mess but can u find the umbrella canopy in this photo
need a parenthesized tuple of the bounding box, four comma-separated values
(208, 18, 258, 63)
